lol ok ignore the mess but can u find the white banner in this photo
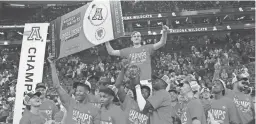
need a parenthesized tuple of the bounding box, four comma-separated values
(13, 23, 49, 124)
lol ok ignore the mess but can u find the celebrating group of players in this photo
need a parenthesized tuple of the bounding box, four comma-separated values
(19, 25, 254, 124)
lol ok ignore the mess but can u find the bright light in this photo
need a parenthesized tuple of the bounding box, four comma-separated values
(17, 32, 23, 35)
(148, 31, 151, 34)
(10, 4, 25, 7)
(4, 41, 8, 45)
(172, 12, 176, 16)
(239, 7, 243, 12)
(0, 32, 4, 35)
(152, 32, 157, 35)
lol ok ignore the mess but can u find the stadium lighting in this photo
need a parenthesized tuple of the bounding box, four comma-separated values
(148, 31, 152, 35)
(213, 26, 217, 31)
(10, 4, 25, 7)
(227, 25, 231, 30)
(4, 41, 9, 45)
(17, 32, 23, 35)
(172, 12, 176, 16)
(239, 7, 243, 12)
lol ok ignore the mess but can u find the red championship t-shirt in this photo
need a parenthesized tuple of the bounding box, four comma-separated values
(121, 95, 149, 124)
(100, 104, 123, 124)
(226, 90, 254, 124)
(39, 99, 59, 120)
(180, 99, 207, 124)
(63, 98, 100, 124)
(147, 89, 173, 124)
(207, 97, 239, 124)
(19, 111, 46, 124)
(120, 44, 154, 80)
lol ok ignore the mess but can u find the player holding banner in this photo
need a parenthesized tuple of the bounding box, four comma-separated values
(105, 24, 169, 89)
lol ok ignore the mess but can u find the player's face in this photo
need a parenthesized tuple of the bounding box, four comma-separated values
(180, 83, 191, 95)
(35, 87, 46, 99)
(99, 92, 113, 106)
(141, 88, 150, 99)
(131, 32, 141, 45)
(29, 95, 41, 107)
(237, 79, 249, 91)
(212, 80, 224, 94)
(202, 91, 210, 99)
(75, 86, 88, 101)
(169, 92, 177, 101)
(152, 79, 161, 90)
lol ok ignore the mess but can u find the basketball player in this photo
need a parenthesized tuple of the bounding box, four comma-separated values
(207, 79, 239, 124)
(48, 56, 100, 124)
(35, 83, 59, 121)
(135, 75, 173, 124)
(98, 85, 123, 124)
(226, 73, 255, 124)
(113, 60, 151, 124)
(105, 24, 169, 89)
(179, 79, 206, 124)
(19, 92, 54, 124)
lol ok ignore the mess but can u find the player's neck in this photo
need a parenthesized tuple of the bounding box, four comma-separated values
(40, 97, 45, 102)
(30, 107, 40, 115)
(133, 44, 141, 48)
(185, 91, 194, 101)
(104, 103, 114, 110)
(214, 93, 223, 100)
(233, 86, 242, 93)
(171, 100, 177, 106)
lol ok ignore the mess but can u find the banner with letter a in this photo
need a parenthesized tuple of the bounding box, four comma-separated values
(50, 0, 124, 59)
(13, 23, 49, 124)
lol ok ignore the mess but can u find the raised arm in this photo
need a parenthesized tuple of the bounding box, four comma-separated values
(105, 42, 121, 56)
(48, 56, 71, 108)
(153, 25, 169, 50)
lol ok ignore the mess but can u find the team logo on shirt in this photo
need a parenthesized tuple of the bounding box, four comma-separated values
(72, 109, 93, 124)
(39, 110, 53, 120)
(129, 52, 147, 64)
(233, 98, 251, 113)
(208, 109, 226, 121)
(128, 109, 149, 124)
(180, 111, 188, 124)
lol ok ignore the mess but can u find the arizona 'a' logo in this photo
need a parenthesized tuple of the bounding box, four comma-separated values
(88, 4, 108, 26)
(27, 27, 42, 41)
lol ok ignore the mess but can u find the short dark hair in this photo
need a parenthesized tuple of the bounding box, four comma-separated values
(169, 89, 178, 94)
(76, 82, 90, 91)
(141, 85, 151, 93)
(130, 31, 140, 37)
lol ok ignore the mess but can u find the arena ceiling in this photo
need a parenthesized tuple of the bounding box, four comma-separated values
(0, 0, 90, 5)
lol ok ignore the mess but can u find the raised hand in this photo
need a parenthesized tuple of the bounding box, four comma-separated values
(47, 55, 56, 65)
(162, 24, 169, 32)
(120, 58, 130, 69)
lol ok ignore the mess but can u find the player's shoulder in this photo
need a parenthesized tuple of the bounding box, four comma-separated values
(44, 99, 56, 104)
(221, 96, 233, 102)
(144, 44, 154, 48)
(87, 102, 100, 110)
(189, 98, 203, 106)
(20, 112, 32, 123)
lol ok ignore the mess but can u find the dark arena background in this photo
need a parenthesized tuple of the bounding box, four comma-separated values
(0, 1, 255, 124)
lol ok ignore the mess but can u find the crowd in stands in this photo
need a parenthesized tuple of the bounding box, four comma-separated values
(1, 1, 255, 25)
(0, 1, 255, 123)
(0, 28, 255, 123)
